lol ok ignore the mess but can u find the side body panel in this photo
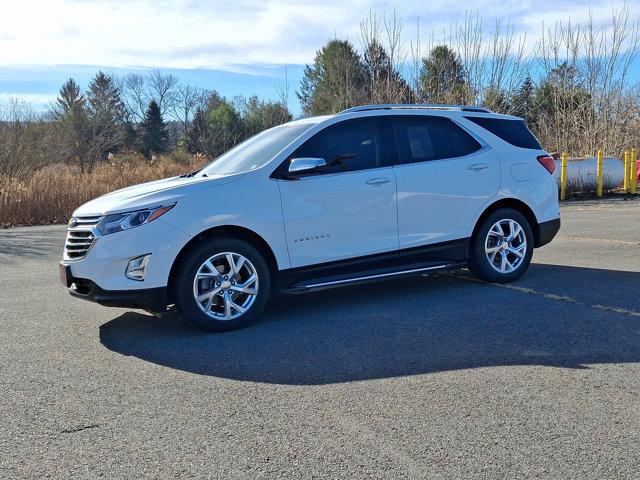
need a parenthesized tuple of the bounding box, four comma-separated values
(458, 115, 561, 235)
(164, 173, 291, 269)
(277, 168, 399, 268)
(393, 147, 501, 248)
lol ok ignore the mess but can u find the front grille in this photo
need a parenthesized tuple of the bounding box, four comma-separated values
(64, 216, 101, 260)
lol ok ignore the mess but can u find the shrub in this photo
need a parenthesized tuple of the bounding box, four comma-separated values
(0, 155, 207, 227)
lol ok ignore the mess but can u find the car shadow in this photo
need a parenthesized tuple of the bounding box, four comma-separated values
(99, 264, 640, 385)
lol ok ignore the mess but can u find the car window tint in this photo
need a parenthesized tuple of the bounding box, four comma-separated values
(291, 118, 385, 174)
(392, 116, 482, 164)
(464, 116, 542, 149)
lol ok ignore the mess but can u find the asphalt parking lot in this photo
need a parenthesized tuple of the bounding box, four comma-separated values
(1, 198, 639, 479)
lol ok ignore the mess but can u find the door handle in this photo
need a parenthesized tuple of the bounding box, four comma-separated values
(366, 177, 391, 186)
(467, 163, 488, 171)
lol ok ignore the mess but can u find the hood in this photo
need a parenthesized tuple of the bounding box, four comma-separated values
(73, 172, 243, 217)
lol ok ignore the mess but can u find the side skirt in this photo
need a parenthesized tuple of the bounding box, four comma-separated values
(284, 262, 466, 293)
(278, 238, 469, 293)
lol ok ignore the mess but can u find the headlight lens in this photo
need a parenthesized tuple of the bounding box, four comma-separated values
(97, 204, 175, 236)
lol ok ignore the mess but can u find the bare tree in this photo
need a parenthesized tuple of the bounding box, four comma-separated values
(359, 10, 412, 104)
(147, 69, 179, 117)
(0, 98, 53, 177)
(276, 64, 290, 110)
(536, 6, 640, 155)
(171, 84, 209, 136)
(121, 73, 148, 122)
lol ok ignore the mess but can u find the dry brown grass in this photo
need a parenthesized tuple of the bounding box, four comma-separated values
(0, 153, 208, 227)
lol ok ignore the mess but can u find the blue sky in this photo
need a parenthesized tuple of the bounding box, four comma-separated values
(1, 0, 638, 115)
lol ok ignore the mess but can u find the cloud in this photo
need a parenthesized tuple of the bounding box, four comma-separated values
(0, 0, 638, 70)
(0, 92, 56, 106)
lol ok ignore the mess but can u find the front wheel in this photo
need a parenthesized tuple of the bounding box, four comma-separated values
(173, 238, 271, 332)
(468, 208, 534, 283)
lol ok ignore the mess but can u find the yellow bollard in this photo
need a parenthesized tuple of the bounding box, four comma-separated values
(596, 150, 603, 197)
(560, 152, 568, 200)
(623, 151, 629, 192)
(632, 148, 637, 195)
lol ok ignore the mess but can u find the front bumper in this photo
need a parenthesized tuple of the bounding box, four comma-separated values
(61, 263, 168, 311)
(62, 218, 190, 291)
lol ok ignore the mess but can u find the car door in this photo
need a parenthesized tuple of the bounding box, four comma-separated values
(275, 117, 398, 269)
(391, 115, 499, 254)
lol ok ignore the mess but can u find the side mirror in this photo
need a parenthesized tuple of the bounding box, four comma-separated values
(284, 157, 326, 179)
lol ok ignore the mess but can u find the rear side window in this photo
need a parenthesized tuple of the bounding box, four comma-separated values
(392, 116, 482, 164)
(465, 116, 542, 150)
(290, 118, 389, 174)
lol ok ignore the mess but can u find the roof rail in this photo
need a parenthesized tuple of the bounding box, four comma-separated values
(338, 104, 492, 114)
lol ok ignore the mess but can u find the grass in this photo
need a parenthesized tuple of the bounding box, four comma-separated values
(0, 153, 207, 227)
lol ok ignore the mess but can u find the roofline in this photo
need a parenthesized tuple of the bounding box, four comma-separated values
(338, 104, 492, 115)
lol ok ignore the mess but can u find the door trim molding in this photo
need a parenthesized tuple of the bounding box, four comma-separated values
(277, 237, 469, 291)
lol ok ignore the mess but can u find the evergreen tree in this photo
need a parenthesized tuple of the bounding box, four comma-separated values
(55, 78, 90, 170)
(363, 39, 412, 104)
(206, 98, 242, 157)
(297, 39, 368, 115)
(419, 45, 468, 104)
(186, 107, 210, 155)
(241, 95, 292, 137)
(511, 77, 535, 123)
(139, 100, 168, 157)
(55, 78, 85, 117)
(86, 71, 126, 165)
(483, 86, 511, 114)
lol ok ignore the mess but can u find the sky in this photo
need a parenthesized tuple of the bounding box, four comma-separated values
(0, 0, 638, 115)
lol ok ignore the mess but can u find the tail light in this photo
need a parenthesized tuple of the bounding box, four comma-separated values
(537, 155, 556, 174)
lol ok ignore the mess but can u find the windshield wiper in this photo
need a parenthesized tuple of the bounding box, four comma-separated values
(179, 169, 202, 178)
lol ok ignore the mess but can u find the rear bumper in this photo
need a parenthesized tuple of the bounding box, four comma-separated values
(537, 218, 561, 247)
(66, 271, 168, 312)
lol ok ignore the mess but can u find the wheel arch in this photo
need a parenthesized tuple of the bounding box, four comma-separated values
(471, 198, 541, 248)
(167, 225, 279, 302)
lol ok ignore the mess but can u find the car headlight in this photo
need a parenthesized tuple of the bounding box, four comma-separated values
(97, 204, 176, 236)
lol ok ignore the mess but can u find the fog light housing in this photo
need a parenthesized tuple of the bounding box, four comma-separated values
(126, 254, 151, 281)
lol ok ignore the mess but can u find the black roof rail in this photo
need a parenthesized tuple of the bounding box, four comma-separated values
(338, 104, 492, 114)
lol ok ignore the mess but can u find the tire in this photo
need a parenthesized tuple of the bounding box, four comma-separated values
(468, 208, 534, 283)
(172, 238, 271, 332)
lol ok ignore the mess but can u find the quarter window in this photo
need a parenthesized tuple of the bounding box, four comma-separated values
(288, 118, 388, 175)
(392, 116, 482, 164)
(464, 116, 542, 150)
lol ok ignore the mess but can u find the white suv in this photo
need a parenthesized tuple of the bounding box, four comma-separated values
(60, 104, 560, 331)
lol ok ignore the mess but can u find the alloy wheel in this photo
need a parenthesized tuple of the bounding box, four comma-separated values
(484, 219, 527, 274)
(192, 252, 259, 320)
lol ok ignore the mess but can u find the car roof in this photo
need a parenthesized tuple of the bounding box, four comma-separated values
(296, 105, 522, 124)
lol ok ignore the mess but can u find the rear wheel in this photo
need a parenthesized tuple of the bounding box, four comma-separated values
(173, 238, 271, 332)
(468, 208, 534, 283)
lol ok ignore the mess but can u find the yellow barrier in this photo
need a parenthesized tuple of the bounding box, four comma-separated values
(560, 152, 568, 200)
(596, 150, 603, 197)
(632, 148, 637, 195)
(623, 151, 630, 192)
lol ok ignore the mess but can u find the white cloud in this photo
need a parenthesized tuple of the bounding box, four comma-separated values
(0, 92, 56, 105)
(0, 0, 638, 69)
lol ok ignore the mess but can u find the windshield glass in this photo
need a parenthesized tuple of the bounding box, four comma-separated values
(200, 122, 317, 176)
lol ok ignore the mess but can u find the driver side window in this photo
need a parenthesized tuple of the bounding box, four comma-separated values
(290, 118, 387, 175)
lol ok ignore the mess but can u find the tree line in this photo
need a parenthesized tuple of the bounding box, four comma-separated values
(1, 7, 639, 178)
(299, 8, 640, 157)
(0, 69, 291, 175)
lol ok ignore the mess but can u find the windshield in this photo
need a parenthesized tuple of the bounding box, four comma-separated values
(200, 122, 317, 176)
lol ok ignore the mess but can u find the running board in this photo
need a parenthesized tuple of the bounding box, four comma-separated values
(286, 262, 466, 293)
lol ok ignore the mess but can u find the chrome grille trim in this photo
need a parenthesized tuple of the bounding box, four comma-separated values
(64, 216, 102, 261)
